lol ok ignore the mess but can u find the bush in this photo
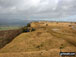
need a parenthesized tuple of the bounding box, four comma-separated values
(27, 23, 30, 27)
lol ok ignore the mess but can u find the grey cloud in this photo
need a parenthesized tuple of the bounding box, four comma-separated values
(0, 0, 76, 22)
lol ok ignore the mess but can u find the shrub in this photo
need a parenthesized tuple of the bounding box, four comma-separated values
(27, 23, 30, 27)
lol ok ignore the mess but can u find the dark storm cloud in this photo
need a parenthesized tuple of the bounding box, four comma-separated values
(0, 0, 76, 21)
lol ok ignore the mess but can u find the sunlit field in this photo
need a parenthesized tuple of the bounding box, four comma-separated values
(0, 26, 22, 31)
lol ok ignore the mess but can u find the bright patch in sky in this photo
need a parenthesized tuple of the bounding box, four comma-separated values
(31, 0, 40, 6)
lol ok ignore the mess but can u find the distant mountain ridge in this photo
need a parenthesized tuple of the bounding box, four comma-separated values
(0, 19, 31, 26)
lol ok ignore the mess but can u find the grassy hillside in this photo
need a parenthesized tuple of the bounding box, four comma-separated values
(0, 26, 76, 57)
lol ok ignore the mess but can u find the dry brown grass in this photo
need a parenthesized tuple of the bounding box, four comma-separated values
(0, 25, 76, 57)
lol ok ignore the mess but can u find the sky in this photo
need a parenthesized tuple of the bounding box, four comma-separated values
(0, 0, 76, 25)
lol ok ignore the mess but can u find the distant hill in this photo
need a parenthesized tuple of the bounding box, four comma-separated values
(0, 19, 31, 26)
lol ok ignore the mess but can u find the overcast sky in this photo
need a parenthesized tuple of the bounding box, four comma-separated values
(0, 0, 76, 22)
